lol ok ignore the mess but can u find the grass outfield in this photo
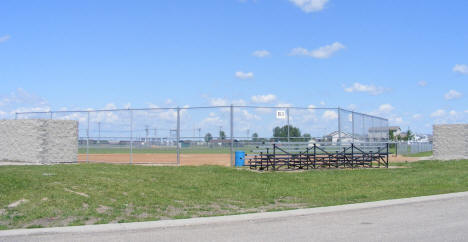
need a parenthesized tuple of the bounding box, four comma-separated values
(1, 160, 468, 230)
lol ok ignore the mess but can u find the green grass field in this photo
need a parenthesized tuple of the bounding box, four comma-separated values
(405, 151, 433, 157)
(1, 159, 468, 230)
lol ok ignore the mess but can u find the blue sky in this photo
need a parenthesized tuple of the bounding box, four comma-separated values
(1, 0, 467, 134)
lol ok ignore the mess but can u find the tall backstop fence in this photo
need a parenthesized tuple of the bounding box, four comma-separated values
(15, 106, 389, 166)
(393, 142, 433, 156)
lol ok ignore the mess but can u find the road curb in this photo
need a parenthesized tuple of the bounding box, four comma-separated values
(1, 191, 467, 237)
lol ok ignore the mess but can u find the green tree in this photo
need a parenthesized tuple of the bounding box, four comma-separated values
(219, 130, 226, 140)
(204, 133, 213, 142)
(273, 125, 301, 142)
(302, 133, 311, 142)
(389, 130, 395, 141)
(252, 133, 259, 142)
(406, 129, 414, 141)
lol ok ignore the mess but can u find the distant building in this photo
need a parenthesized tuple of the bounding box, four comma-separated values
(413, 134, 432, 143)
(398, 132, 407, 140)
(389, 126, 401, 136)
(323, 131, 355, 144)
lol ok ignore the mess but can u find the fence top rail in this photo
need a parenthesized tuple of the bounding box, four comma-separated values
(14, 105, 388, 122)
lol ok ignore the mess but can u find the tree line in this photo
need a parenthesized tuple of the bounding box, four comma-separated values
(203, 125, 311, 142)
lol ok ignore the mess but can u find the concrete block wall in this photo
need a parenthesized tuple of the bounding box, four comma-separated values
(433, 124, 468, 160)
(0, 120, 78, 164)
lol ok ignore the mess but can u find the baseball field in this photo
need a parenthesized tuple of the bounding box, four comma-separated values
(78, 147, 233, 165)
(77, 147, 423, 165)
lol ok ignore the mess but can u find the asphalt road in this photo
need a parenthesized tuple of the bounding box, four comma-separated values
(2, 194, 468, 242)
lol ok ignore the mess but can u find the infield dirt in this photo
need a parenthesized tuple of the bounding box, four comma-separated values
(78, 153, 231, 166)
(77, 153, 422, 166)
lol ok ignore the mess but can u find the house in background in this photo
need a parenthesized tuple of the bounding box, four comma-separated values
(323, 131, 355, 144)
(389, 126, 401, 136)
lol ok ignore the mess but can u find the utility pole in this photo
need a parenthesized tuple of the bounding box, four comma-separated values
(145, 125, 149, 145)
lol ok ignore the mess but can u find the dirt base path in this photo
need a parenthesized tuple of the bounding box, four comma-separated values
(78, 154, 231, 166)
(388, 155, 427, 163)
(78, 154, 428, 166)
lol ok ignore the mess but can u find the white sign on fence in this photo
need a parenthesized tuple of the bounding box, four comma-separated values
(276, 110, 286, 119)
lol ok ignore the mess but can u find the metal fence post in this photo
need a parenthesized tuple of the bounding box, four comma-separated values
(15, 112, 18, 120)
(230, 104, 234, 167)
(50, 111, 53, 120)
(86, 111, 90, 163)
(286, 107, 290, 145)
(176, 107, 180, 166)
(130, 109, 133, 164)
(351, 111, 355, 142)
(337, 108, 341, 146)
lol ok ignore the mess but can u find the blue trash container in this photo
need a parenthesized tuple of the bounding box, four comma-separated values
(235, 151, 245, 167)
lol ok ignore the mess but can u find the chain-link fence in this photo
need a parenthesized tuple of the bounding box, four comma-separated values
(393, 142, 433, 156)
(15, 106, 389, 166)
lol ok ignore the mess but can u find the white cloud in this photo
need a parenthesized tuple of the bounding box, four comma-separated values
(444, 89, 462, 100)
(11, 106, 51, 114)
(232, 99, 247, 106)
(0, 88, 50, 119)
(378, 104, 394, 113)
(431, 109, 446, 118)
(277, 103, 292, 108)
(252, 50, 270, 58)
(0, 35, 10, 43)
(235, 71, 254, 79)
(251, 94, 277, 103)
(290, 42, 345, 59)
(453, 64, 468, 74)
(201, 112, 224, 127)
(344, 82, 386, 95)
(241, 109, 260, 120)
(158, 109, 178, 121)
(255, 107, 273, 114)
(417, 80, 427, 87)
(307, 105, 316, 113)
(431, 109, 467, 124)
(412, 114, 422, 119)
(148, 103, 159, 109)
(210, 98, 228, 106)
(289, 0, 329, 13)
(104, 103, 117, 110)
(319, 101, 326, 106)
(322, 110, 338, 120)
(391, 117, 403, 124)
(0, 88, 48, 107)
